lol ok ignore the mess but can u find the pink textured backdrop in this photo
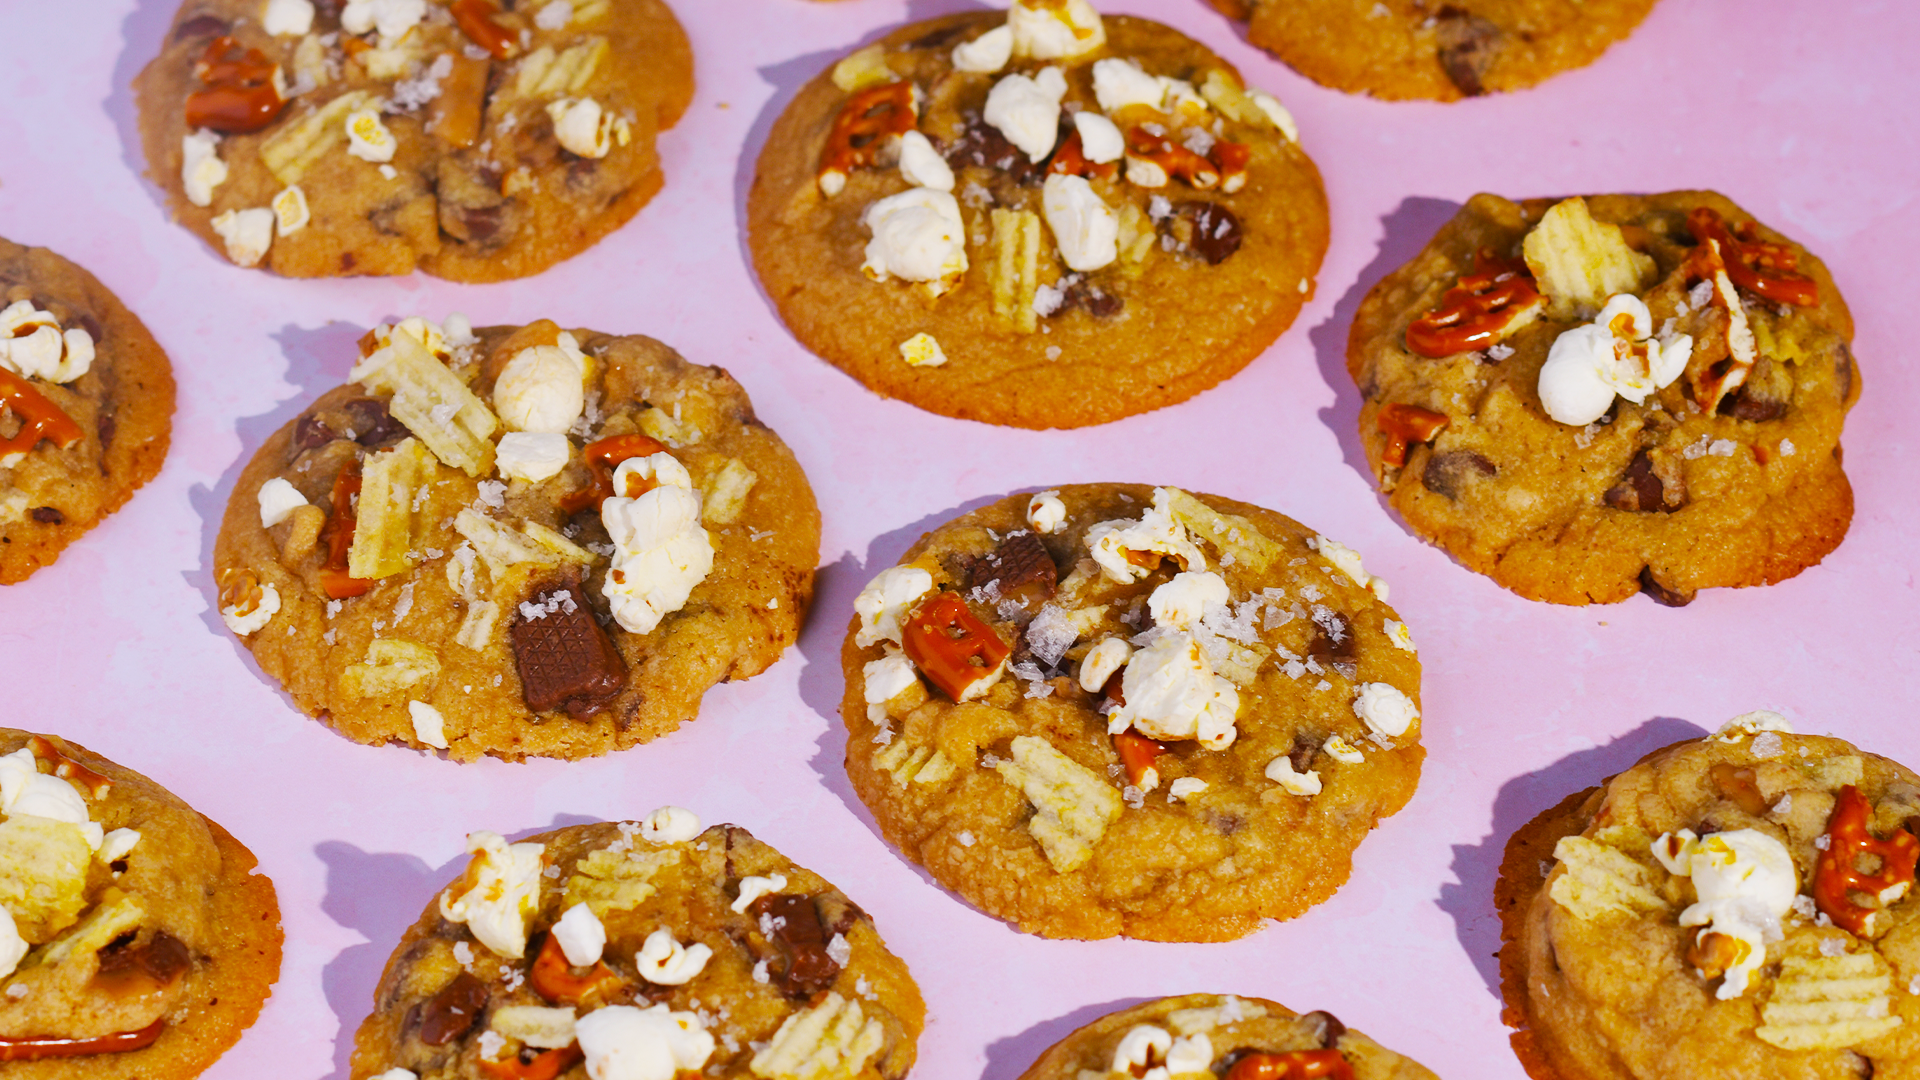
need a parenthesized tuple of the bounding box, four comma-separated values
(1, 1, 1916, 1077)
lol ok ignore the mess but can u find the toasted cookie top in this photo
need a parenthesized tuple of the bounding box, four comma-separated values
(350, 815, 924, 1080)
(1348, 191, 1857, 606)
(0, 239, 174, 585)
(1017, 993, 1438, 1080)
(1500, 714, 1920, 1080)
(748, 1, 1328, 428)
(840, 484, 1423, 940)
(0, 729, 281, 1076)
(213, 316, 819, 761)
(135, 0, 692, 280)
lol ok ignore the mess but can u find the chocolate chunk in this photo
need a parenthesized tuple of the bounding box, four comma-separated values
(174, 13, 229, 40)
(457, 204, 506, 243)
(1287, 734, 1316, 774)
(1307, 610, 1354, 664)
(29, 507, 62, 525)
(292, 414, 336, 453)
(1047, 279, 1124, 320)
(972, 531, 1057, 598)
(1422, 450, 1496, 500)
(749, 894, 840, 999)
(1603, 450, 1669, 512)
(418, 971, 488, 1046)
(1718, 386, 1788, 422)
(1435, 7, 1502, 97)
(1181, 202, 1243, 265)
(1638, 566, 1694, 607)
(1711, 764, 1770, 816)
(945, 121, 1039, 185)
(340, 252, 358, 273)
(95, 931, 191, 989)
(811, 891, 867, 937)
(96, 408, 116, 457)
(343, 398, 409, 448)
(509, 579, 628, 719)
(1837, 342, 1854, 400)
(1301, 1010, 1347, 1049)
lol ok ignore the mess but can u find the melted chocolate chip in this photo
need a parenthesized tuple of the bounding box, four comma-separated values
(1435, 7, 1503, 97)
(418, 971, 488, 1046)
(343, 398, 409, 448)
(292, 414, 336, 452)
(1307, 610, 1354, 664)
(1603, 450, 1670, 513)
(1287, 734, 1316, 775)
(1638, 566, 1694, 608)
(811, 892, 867, 937)
(749, 894, 841, 1000)
(1048, 279, 1124, 319)
(457, 204, 506, 243)
(173, 13, 229, 41)
(29, 507, 62, 525)
(1837, 342, 1855, 400)
(509, 579, 628, 719)
(1301, 1010, 1346, 1049)
(970, 531, 1057, 599)
(945, 122, 1039, 184)
(1181, 202, 1243, 265)
(1422, 450, 1496, 500)
(95, 931, 191, 987)
(1718, 387, 1789, 422)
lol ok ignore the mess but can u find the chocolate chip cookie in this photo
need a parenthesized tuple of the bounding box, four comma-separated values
(840, 484, 1424, 940)
(349, 813, 924, 1080)
(0, 239, 174, 585)
(0, 729, 281, 1079)
(135, 0, 693, 281)
(748, 1, 1328, 429)
(1209, 0, 1658, 101)
(213, 315, 819, 761)
(1497, 713, 1920, 1080)
(1348, 191, 1857, 606)
(1018, 993, 1438, 1080)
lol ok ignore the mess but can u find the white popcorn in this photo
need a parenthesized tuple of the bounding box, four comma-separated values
(861, 188, 968, 292)
(263, 0, 315, 35)
(1112, 633, 1239, 748)
(1265, 752, 1321, 796)
(897, 130, 954, 192)
(211, 208, 275, 267)
(181, 130, 227, 207)
(1112, 1025, 1172, 1076)
(0, 747, 102, 849)
(341, 0, 426, 41)
(257, 477, 308, 527)
(1653, 828, 1797, 998)
(863, 651, 919, 704)
(408, 700, 449, 749)
(221, 579, 281, 636)
(1538, 294, 1693, 426)
(1311, 535, 1389, 600)
(494, 334, 588, 433)
(1167, 777, 1207, 802)
(1384, 619, 1416, 653)
(99, 828, 141, 863)
(1007, 0, 1105, 60)
(1073, 111, 1124, 164)
(1353, 682, 1418, 738)
(552, 901, 607, 966)
(0, 912, 26, 984)
(547, 97, 627, 159)
(1247, 88, 1299, 143)
(1147, 571, 1229, 631)
(439, 830, 546, 958)
(898, 332, 948, 368)
(0, 301, 93, 383)
(951, 24, 1013, 73)
(730, 873, 786, 914)
(346, 108, 397, 163)
(534, 0, 573, 30)
(1715, 710, 1794, 742)
(1166, 1033, 1212, 1075)
(853, 566, 933, 647)
(634, 927, 713, 985)
(985, 68, 1068, 163)
(1027, 490, 1066, 534)
(575, 1004, 714, 1080)
(1041, 173, 1118, 272)
(1086, 488, 1206, 583)
(271, 184, 311, 236)
(1077, 636, 1132, 693)
(1092, 57, 1170, 113)
(495, 431, 572, 482)
(640, 805, 701, 844)
(600, 455, 714, 634)
(1323, 735, 1365, 764)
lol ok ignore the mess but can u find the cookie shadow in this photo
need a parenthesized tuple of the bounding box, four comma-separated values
(106, 0, 179, 218)
(1434, 715, 1708, 1001)
(1306, 195, 1461, 493)
(983, 995, 1156, 1080)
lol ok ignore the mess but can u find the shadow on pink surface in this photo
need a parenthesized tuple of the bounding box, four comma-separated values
(983, 995, 1157, 1080)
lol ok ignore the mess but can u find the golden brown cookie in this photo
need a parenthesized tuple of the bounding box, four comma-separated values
(1214, 0, 1658, 101)
(840, 484, 1424, 940)
(135, 0, 693, 281)
(1347, 191, 1857, 606)
(213, 315, 819, 761)
(1497, 713, 1920, 1080)
(1018, 993, 1438, 1080)
(0, 730, 282, 1079)
(349, 814, 924, 1080)
(748, 2, 1328, 428)
(0, 239, 174, 585)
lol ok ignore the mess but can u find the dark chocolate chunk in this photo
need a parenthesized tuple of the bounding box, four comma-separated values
(1047, 279, 1124, 320)
(94, 931, 191, 989)
(945, 121, 1039, 185)
(1422, 450, 1496, 500)
(1301, 1010, 1347, 1049)
(1836, 342, 1854, 401)
(1307, 610, 1354, 664)
(343, 398, 409, 448)
(1182, 202, 1243, 265)
(29, 507, 62, 525)
(749, 894, 840, 1000)
(1638, 566, 1694, 607)
(812, 891, 867, 937)
(1287, 733, 1316, 775)
(417, 971, 487, 1046)
(509, 579, 628, 719)
(1603, 450, 1669, 513)
(292, 414, 335, 453)
(972, 531, 1057, 598)
(1435, 7, 1502, 97)
(1718, 386, 1788, 422)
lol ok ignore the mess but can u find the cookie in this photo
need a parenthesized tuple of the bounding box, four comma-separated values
(840, 484, 1424, 940)
(1347, 191, 1857, 606)
(348, 812, 924, 1080)
(1496, 712, 1920, 1080)
(1017, 993, 1438, 1080)
(0, 239, 174, 585)
(747, 1, 1329, 429)
(212, 314, 819, 761)
(135, 0, 693, 281)
(1209, 0, 1657, 101)
(0, 729, 282, 1078)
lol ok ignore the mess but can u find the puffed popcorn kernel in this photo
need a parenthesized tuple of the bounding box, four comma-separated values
(1538, 293, 1692, 426)
(494, 335, 588, 433)
(1042, 173, 1119, 272)
(1112, 633, 1239, 748)
(547, 97, 628, 159)
(853, 565, 933, 647)
(862, 188, 968, 292)
(1167, 777, 1207, 802)
(640, 805, 701, 844)
(1384, 619, 1415, 653)
(1027, 489, 1067, 534)
(221, 579, 281, 636)
(985, 68, 1068, 162)
(1086, 488, 1207, 583)
(272, 184, 310, 235)
(897, 130, 955, 192)
(0, 301, 93, 383)
(730, 873, 786, 914)
(1310, 535, 1388, 600)
(576, 1003, 715, 1080)
(863, 651, 919, 704)
(1112, 1025, 1172, 1074)
(951, 24, 1013, 73)
(635, 927, 712, 985)
(257, 477, 308, 527)
(601, 479, 714, 635)
(263, 0, 315, 36)
(0, 910, 26, 981)
(211, 207, 275, 267)
(181, 130, 228, 207)
(341, 0, 426, 42)
(898, 332, 948, 368)
(495, 431, 573, 482)
(439, 830, 545, 958)
(552, 901, 607, 966)
(1323, 735, 1365, 764)
(345, 107, 397, 163)
(1352, 682, 1417, 738)
(1264, 752, 1321, 796)
(1074, 111, 1125, 164)
(1716, 710, 1794, 742)
(1147, 570, 1229, 631)
(1007, 0, 1105, 60)
(407, 700, 448, 750)
(1656, 827, 1797, 999)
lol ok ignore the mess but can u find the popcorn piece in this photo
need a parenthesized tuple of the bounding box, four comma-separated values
(1042, 173, 1118, 272)
(988, 208, 1043, 333)
(263, 0, 315, 36)
(1549, 835, 1668, 921)
(1027, 490, 1066, 534)
(951, 25, 1013, 73)
(351, 330, 498, 476)
(985, 68, 1068, 162)
(271, 184, 310, 236)
(1166, 1033, 1212, 1075)
(551, 901, 606, 966)
(853, 566, 933, 647)
(861, 188, 968, 294)
(181, 130, 227, 207)
(1167, 777, 1207, 802)
(1538, 293, 1693, 426)
(439, 830, 546, 958)
(639, 806, 700, 844)
(1112, 1025, 1171, 1074)
(1522, 197, 1657, 316)
(0, 301, 93, 384)
(1112, 633, 1240, 749)
(898, 332, 947, 368)
(1264, 753, 1321, 796)
(261, 90, 376, 184)
(863, 651, 919, 705)
(533, 0, 573, 30)
(339, 638, 441, 699)
(221, 577, 281, 636)
(211, 208, 275, 268)
(408, 700, 449, 749)
(1655, 828, 1798, 998)
(494, 333, 589, 433)
(577, 1003, 715, 1080)
(1007, 0, 1105, 60)
(1384, 619, 1415, 653)
(1715, 710, 1794, 742)
(830, 44, 892, 93)
(700, 457, 758, 525)
(1310, 535, 1389, 600)
(349, 437, 437, 580)
(599, 455, 714, 634)
(1147, 571, 1229, 631)
(495, 431, 572, 483)
(345, 107, 397, 163)
(1073, 111, 1124, 164)
(546, 97, 627, 159)
(1092, 58, 1171, 113)
(1323, 735, 1365, 764)
(454, 510, 593, 577)
(1077, 636, 1131, 693)
(1352, 682, 1418, 738)
(730, 873, 786, 914)
(0, 814, 93, 943)
(635, 927, 712, 985)
(1086, 488, 1207, 583)
(341, 0, 426, 41)
(490, 1006, 578, 1050)
(1755, 952, 1904, 1050)
(99, 828, 141, 863)
(897, 130, 954, 192)
(993, 735, 1122, 872)
(751, 993, 884, 1080)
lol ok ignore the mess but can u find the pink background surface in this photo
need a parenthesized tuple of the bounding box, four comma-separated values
(1, 1, 1917, 1077)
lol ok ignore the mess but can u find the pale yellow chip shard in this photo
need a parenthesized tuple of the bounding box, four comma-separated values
(874, 739, 939, 788)
(1116, 200, 1156, 271)
(260, 90, 376, 184)
(750, 991, 886, 1080)
(898, 332, 947, 368)
(1164, 488, 1283, 574)
(911, 749, 956, 785)
(1522, 197, 1657, 315)
(561, 845, 674, 918)
(989, 208, 1042, 334)
(517, 38, 608, 98)
(0, 816, 92, 943)
(33, 888, 143, 970)
(637, 405, 699, 448)
(831, 44, 893, 92)
(352, 332, 497, 476)
(1755, 952, 1903, 1050)
(701, 458, 758, 525)
(454, 510, 590, 580)
(1197, 69, 1266, 128)
(348, 437, 436, 580)
(993, 734, 1122, 873)
(1807, 755, 1865, 788)
(339, 638, 441, 700)
(1547, 836, 1668, 920)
